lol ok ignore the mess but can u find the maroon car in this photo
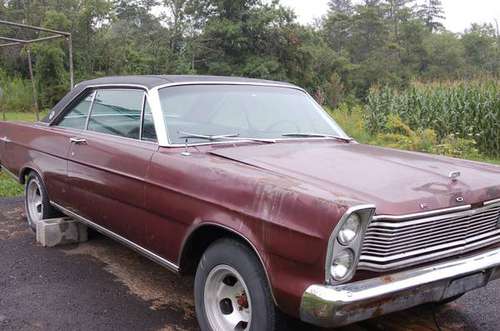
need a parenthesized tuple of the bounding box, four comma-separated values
(1, 75, 500, 330)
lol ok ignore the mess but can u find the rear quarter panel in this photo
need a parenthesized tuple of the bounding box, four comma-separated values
(0, 121, 73, 205)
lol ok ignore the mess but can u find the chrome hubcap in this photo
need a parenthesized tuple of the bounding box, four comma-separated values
(26, 178, 44, 226)
(204, 265, 252, 331)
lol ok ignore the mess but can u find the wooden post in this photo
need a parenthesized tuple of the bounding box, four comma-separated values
(27, 48, 39, 121)
(68, 34, 74, 89)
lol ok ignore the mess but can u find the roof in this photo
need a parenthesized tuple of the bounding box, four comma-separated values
(43, 75, 299, 123)
(77, 75, 297, 89)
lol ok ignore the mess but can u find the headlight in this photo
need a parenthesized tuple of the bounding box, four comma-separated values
(338, 213, 361, 245)
(331, 249, 355, 280)
(326, 206, 376, 284)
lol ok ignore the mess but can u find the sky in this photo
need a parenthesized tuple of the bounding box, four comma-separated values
(277, 0, 500, 33)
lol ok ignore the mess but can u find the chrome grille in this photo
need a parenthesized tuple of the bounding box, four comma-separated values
(358, 202, 500, 272)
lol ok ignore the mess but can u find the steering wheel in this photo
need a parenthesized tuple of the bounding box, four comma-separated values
(265, 120, 300, 133)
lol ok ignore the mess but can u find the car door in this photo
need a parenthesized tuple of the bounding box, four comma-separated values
(66, 88, 157, 247)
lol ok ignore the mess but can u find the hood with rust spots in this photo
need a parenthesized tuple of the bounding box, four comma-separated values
(209, 141, 500, 215)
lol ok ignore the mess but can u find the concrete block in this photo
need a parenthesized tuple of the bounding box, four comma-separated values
(36, 218, 88, 247)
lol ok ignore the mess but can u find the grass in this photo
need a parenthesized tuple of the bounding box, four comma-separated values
(0, 111, 47, 122)
(0, 172, 23, 198)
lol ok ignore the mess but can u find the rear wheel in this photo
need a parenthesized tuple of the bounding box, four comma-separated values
(194, 239, 277, 331)
(24, 172, 60, 232)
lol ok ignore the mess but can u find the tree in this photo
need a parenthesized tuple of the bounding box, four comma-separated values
(323, 0, 353, 52)
(461, 23, 499, 74)
(418, 0, 445, 32)
(328, 0, 353, 14)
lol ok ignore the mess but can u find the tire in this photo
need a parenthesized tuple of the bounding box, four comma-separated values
(24, 171, 60, 232)
(194, 238, 277, 331)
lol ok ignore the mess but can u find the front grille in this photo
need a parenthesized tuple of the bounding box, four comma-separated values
(358, 202, 500, 272)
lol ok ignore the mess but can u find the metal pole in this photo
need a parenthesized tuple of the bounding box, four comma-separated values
(0, 36, 26, 43)
(0, 19, 70, 36)
(0, 87, 5, 121)
(68, 34, 74, 89)
(27, 48, 39, 121)
(0, 42, 22, 48)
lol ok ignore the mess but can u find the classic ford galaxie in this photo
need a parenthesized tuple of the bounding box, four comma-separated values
(1, 75, 500, 330)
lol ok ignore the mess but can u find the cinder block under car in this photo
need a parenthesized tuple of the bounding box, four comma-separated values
(36, 218, 88, 247)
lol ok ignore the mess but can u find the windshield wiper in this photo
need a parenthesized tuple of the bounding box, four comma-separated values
(282, 133, 354, 143)
(179, 131, 276, 144)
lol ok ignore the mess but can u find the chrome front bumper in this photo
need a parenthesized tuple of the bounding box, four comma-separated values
(300, 247, 500, 327)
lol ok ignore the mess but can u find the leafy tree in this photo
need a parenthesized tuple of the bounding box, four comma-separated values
(418, 0, 445, 32)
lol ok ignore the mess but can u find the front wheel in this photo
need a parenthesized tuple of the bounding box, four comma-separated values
(24, 171, 60, 232)
(194, 239, 277, 331)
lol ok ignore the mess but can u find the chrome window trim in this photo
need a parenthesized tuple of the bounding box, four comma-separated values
(149, 81, 350, 147)
(146, 87, 169, 146)
(85, 88, 146, 139)
(48, 80, 349, 148)
(70, 127, 159, 147)
(151, 81, 306, 93)
(325, 204, 376, 284)
(50, 201, 179, 273)
(83, 91, 97, 130)
(139, 94, 146, 141)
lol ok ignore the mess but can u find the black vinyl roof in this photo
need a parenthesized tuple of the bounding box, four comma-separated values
(43, 75, 298, 123)
(77, 75, 296, 89)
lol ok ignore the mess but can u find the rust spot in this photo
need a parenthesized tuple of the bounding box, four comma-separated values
(382, 275, 394, 283)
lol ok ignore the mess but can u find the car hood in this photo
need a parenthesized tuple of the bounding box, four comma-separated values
(210, 141, 500, 215)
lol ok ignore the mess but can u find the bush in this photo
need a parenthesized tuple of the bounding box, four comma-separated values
(330, 104, 489, 162)
(0, 71, 33, 113)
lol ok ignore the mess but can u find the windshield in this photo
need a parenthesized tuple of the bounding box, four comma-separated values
(158, 84, 348, 144)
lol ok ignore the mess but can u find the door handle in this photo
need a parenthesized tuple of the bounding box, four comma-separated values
(0, 136, 11, 143)
(70, 137, 87, 145)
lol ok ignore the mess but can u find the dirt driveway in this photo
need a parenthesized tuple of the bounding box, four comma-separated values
(1, 197, 499, 331)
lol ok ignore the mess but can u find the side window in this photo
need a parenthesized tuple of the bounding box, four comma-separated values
(142, 101, 157, 142)
(87, 89, 144, 139)
(57, 93, 93, 130)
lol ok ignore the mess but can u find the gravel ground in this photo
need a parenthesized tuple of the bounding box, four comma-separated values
(0, 197, 499, 331)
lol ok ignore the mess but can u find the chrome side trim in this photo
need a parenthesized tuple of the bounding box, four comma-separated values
(50, 201, 180, 273)
(373, 204, 472, 221)
(301, 246, 500, 328)
(325, 204, 376, 284)
(0, 165, 19, 182)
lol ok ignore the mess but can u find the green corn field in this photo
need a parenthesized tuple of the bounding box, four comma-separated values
(366, 80, 500, 157)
